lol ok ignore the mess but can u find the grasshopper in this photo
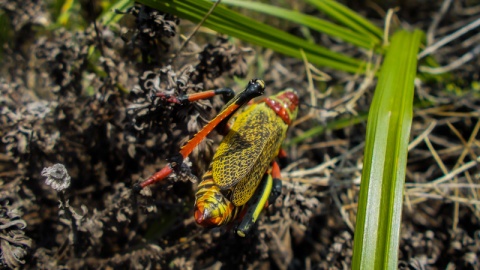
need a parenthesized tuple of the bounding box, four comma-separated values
(134, 79, 298, 236)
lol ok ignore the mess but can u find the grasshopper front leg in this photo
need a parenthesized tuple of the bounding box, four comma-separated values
(133, 79, 266, 191)
(156, 87, 235, 106)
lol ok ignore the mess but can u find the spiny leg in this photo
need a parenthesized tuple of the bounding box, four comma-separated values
(235, 173, 273, 237)
(269, 161, 283, 205)
(235, 161, 282, 237)
(134, 79, 266, 191)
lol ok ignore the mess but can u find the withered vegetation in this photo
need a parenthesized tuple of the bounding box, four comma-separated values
(0, 1, 479, 269)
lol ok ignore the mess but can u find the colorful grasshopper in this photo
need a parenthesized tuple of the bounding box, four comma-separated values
(134, 79, 298, 236)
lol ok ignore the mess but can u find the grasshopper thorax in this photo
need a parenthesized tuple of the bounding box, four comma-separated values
(265, 89, 299, 125)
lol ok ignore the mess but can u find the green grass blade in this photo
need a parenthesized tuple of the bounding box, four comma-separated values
(218, 0, 378, 50)
(306, 0, 383, 42)
(351, 30, 423, 270)
(55, 0, 78, 26)
(136, 0, 366, 73)
(99, 0, 134, 26)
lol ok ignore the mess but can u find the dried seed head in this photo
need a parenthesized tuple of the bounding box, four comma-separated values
(191, 37, 253, 89)
(0, 203, 32, 269)
(41, 163, 71, 191)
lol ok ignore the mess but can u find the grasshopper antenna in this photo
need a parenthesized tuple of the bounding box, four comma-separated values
(299, 102, 322, 110)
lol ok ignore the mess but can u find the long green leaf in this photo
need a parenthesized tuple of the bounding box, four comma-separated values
(352, 30, 423, 270)
(100, 0, 135, 26)
(218, 0, 378, 50)
(168, 0, 358, 64)
(136, 0, 366, 73)
(306, 0, 383, 41)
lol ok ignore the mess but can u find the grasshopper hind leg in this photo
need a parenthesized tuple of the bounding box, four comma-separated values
(268, 160, 283, 206)
(156, 87, 235, 106)
(269, 177, 282, 206)
(235, 161, 282, 237)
